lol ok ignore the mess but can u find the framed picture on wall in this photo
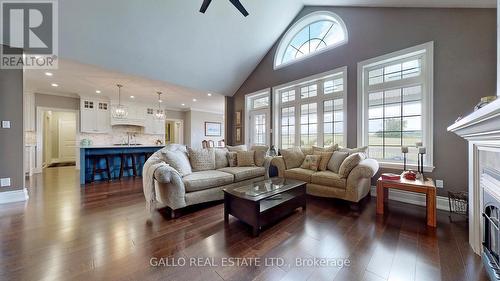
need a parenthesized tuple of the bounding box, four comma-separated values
(235, 111, 242, 126)
(236, 127, 242, 143)
(205, 122, 222, 136)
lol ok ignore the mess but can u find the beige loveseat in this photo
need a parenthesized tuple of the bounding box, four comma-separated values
(270, 147, 379, 203)
(144, 145, 270, 217)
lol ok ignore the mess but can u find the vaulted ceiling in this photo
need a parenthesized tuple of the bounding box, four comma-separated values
(58, 0, 495, 96)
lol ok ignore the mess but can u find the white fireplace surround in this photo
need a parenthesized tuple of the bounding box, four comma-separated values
(448, 99, 500, 255)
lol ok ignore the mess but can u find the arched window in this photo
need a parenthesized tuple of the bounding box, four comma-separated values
(274, 11, 348, 69)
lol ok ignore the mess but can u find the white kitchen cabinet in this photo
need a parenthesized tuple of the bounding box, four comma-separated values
(144, 107, 165, 135)
(80, 99, 110, 133)
(24, 92, 35, 131)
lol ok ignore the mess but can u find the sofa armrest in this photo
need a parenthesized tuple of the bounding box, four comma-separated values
(153, 165, 187, 210)
(270, 156, 286, 178)
(345, 158, 379, 202)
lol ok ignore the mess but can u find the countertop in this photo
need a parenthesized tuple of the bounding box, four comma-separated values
(80, 145, 165, 149)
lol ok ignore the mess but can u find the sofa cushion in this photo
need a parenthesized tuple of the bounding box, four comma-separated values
(183, 170, 234, 192)
(311, 171, 346, 188)
(284, 168, 315, 183)
(214, 148, 229, 169)
(339, 153, 365, 178)
(300, 155, 321, 171)
(300, 147, 314, 156)
(237, 151, 255, 167)
(163, 150, 192, 176)
(281, 147, 305, 169)
(327, 151, 349, 173)
(218, 166, 265, 182)
(251, 145, 268, 167)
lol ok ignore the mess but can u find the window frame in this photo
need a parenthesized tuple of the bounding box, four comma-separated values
(357, 41, 434, 172)
(274, 11, 348, 70)
(273, 66, 348, 149)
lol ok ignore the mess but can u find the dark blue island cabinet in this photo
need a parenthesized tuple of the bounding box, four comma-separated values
(80, 145, 164, 184)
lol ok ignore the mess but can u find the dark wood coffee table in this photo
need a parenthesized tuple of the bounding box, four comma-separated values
(223, 178, 306, 236)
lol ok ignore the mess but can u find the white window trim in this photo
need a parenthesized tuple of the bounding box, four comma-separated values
(273, 66, 348, 148)
(357, 41, 434, 172)
(245, 89, 271, 146)
(274, 11, 349, 70)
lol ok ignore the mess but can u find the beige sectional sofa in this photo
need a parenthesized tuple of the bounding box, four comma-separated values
(270, 146, 379, 203)
(144, 144, 270, 217)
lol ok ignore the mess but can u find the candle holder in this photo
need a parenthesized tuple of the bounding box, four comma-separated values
(401, 146, 409, 171)
(416, 143, 427, 179)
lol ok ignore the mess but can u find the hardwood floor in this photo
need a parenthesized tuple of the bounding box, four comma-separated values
(0, 166, 488, 281)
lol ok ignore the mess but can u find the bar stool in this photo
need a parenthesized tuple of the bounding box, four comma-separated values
(90, 155, 112, 182)
(119, 153, 137, 179)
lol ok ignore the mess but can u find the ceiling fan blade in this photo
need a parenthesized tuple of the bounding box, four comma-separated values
(229, 0, 249, 17)
(199, 0, 212, 13)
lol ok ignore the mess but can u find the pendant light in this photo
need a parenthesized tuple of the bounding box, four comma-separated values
(112, 84, 128, 119)
(154, 91, 166, 120)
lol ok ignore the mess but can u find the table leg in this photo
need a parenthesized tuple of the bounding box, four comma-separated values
(224, 195, 229, 223)
(376, 181, 385, 215)
(426, 188, 437, 227)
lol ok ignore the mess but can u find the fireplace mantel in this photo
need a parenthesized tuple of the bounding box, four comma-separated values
(448, 98, 500, 255)
(448, 99, 500, 141)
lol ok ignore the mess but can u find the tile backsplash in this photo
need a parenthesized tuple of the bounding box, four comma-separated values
(79, 125, 164, 146)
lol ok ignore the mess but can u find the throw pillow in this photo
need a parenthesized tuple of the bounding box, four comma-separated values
(227, 152, 238, 167)
(338, 153, 365, 178)
(314, 152, 333, 171)
(227, 145, 247, 152)
(327, 151, 349, 173)
(237, 151, 255, 167)
(188, 148, 215, 172)
(281, 147, 305, 169)
(313, 144, 339, 153)
(339, 146, 368, 155)
(214, 148, 229, 169)
(163, 150, 192, 176)
(300, 155, 321, 171)
(300, 147, 314, 156)
(251, 145, 268, 167)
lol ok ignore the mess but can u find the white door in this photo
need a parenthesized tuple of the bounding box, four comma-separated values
(58, 119, 76, 161)
(249, 110, 268, 146)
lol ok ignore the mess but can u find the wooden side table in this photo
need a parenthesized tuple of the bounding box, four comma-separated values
(376, 176, 437, 227)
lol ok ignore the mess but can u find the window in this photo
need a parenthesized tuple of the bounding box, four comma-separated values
(245, 90, 271, 146)
(274, 67, 347, 149)
(274, 11, 348, 69)
(358, 42, 433, 171)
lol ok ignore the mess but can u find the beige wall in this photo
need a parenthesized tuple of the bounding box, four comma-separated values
(186, 110, 224, 149)
(228, 7, 497, 196)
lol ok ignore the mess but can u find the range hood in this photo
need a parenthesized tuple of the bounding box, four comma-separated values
(110, 118, 145, 127)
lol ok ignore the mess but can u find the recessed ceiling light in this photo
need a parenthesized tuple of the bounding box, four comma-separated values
(95, 90, 101, 94)
(51, 83, 58, 87)
(159, 99, 163, 103)
(45, 72, 53, 76)
(181, 103, 185, 106)
(130, 95, 135, 99)
(193, 98, 197, 102)
(207, 93, 212, 97)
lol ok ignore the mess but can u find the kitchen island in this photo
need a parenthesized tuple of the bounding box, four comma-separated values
(80, 145, 164, 184)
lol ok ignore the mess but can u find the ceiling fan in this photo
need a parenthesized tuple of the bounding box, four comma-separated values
(199, 0, 249, 17)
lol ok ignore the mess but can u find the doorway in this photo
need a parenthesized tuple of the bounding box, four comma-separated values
(165, 119, 184, 144)
(39, 109, 77, 169)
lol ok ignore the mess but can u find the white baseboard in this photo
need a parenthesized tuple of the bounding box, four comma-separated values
(0, 188, 29, 204)
(370, 186, 449, 211)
